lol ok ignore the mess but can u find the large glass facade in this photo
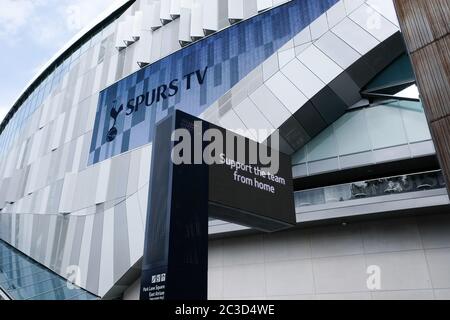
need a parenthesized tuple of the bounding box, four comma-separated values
(0, 240, 97, 300)
(292, 99, 432, 168)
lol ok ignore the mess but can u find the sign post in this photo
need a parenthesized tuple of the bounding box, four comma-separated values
(140, 110, 295, 300)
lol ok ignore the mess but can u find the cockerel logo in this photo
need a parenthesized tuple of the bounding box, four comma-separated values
(106, 100, 123, 142)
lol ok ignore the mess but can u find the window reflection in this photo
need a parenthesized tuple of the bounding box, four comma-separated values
(295, 170, 446, 207)
(0, 240, 97, 300)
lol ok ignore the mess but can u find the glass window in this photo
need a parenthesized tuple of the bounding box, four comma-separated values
(306, 125, 337, 162)
(292, 146, 306, 165)
(366, 103, 408, 149)
(400, 101, 431, 143)
(0, 240, 97, 300)
(334, 110, 372, 155)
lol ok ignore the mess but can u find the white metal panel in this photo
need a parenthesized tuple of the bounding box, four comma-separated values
(310, 13, 329, 40)
(126, 194, 145, 264)
(78, 214, 95, 288)
(132, 11, 143, 40)
(262, 53, 279, 81)
(43, 215, 57, 267)
(98, 208, 114, 296)
(297, 45, 343, 83)
(15, 141, 27, 170)
(115, 21, 127, 50)
(95, 159, 111, 205)
(278, 47, 295, 68)
(265, 71, 308, 114)
(178, 7, 192, 45)
(332, 18, 379, 55)
(233, 98, 274, 135)
(218, 109, 254, 140)
(60, 216, 77, 274)
(326, 0, 346, 28)
(123, 15, 136, 46)
(135, 29, 153, 66)
(281, 58, 325, 99)
(257, 0, 272, 12)
(314, 31, 361, 69)
(27, 128, 43, 166)
(203, 0, 229, 34)
(273, 0, 290, 5)
(160, 0, 173, 24)
(366, 0, 399, 27)
(141, 3, 154, 30)
(71, 135, 84, 174)
(228, 0, 257, 22)
(349, 3, 398, 42)
(150, 1, 163, 30)
(293, 26, 312, 46)
(150, 26, 163, 62)
(50, 113, 65, 151)
(343, 0, 365, 14)
(170, 0, 181, 18)
(190, 0, 204, 40)
(138, 145, 152, 191)
(249, 84, 291, 129)
(63, 106, 77, 144)
(160, 17, 181, 56)
(38, 100, 50, 129)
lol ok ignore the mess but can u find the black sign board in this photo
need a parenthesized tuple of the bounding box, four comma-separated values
(140, 110, 295, 300)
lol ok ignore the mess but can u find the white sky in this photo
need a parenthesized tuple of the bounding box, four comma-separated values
(0, 0, 121, 122)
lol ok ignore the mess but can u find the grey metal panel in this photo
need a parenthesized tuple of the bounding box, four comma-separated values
(37, 214, 51, 264)
(49, 216, 63, 270)
(54, 216, 70, 273)
(107, 153, 131, 202)
(311, 86, 347, 125)
(328, 71, 362, 106)
(30, 213, 42, 259)
(46, 179, 64, 214)
(293, 101, 327, 138)
(409, 140, 436, 157)
(339, 151, 375, 169)
(373, 144, 411, 163)
(362, 31, 405, 75)
(262, 133, 294, 155)
(307, 157, 339, 175)
(346, 56, 377, 88)
(80, 68, 96, 104)
(70, 216, 86, 267)
(113, 201, 131, 281)
(86, 212, 104, 294)
(278, 117, 310, 151)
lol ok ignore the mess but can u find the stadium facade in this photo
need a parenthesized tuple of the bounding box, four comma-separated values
(1, 0, 450, 300)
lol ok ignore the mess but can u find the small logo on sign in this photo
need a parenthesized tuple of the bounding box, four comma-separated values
(151, 273, 166, 284)
(106, 100, 123, 142)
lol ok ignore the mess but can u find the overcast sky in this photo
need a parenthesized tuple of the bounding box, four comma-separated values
(0, 0, 122, 122)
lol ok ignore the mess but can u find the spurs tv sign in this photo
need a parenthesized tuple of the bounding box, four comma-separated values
(105, 67, 208, 142)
